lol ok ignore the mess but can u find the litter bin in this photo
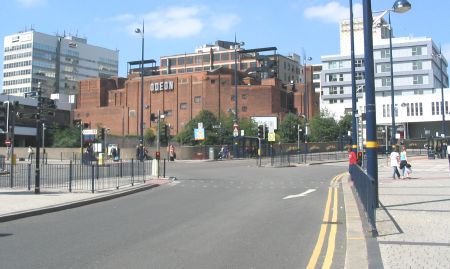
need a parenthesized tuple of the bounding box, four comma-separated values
(209, 147, 215, 160)
(427, 150, 436, 159)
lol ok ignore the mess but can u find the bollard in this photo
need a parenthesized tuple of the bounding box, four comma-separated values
(131, 159, 134, 186)
(27, 163, 31, 190)
(69, 161, 73, 192)
(91, 165, 95, 193)
(163, 158, 166, 178)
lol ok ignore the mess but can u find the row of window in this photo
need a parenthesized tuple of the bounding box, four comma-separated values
(329, 99, 344, 104)
(4, 43, 32, 52)
(162, 53, 238, 67)
(4, 51, 32, 61)
(2, 87, 31, 94)
(4, 60, 32, 69)
(34, 42, 56, 53)
(431, 101, 450, 115)
(3, 77, 31, 86)
(4, 69, 31, 78)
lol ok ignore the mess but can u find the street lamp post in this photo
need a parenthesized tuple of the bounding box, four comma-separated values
(303, 56, 312, 154)
(435, 46, 447, 137)
(350, 0, 358, 155)
(135, 21, 145, 161)
(379, 0, 412, 146)
(233, 35, 244, 158)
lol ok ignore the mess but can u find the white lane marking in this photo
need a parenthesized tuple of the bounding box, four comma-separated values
(283, 189, 317, 200)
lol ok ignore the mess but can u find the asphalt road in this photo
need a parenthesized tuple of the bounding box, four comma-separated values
(0, 160, 347, 269)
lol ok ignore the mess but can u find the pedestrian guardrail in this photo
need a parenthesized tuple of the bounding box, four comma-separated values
(349, 164, 378, 237)
(0, 159, 153, 193)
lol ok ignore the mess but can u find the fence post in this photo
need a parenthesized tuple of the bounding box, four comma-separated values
(131, 159, 134, 186)
(163, 158, 166, 178)
(27, 163, 31, 191)
(116, 162, 120, 189)
(120, 160, 123, 178)
(69, 160, 73, 192)
(91, 164, 95, 193)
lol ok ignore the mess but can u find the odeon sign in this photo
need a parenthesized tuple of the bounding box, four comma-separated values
(150, 81, 174, 92)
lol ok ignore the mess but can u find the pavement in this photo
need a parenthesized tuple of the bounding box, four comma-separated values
(1, 156, 450, 268)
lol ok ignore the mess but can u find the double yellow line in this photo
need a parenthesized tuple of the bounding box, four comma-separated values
(306, 173, 345, 269)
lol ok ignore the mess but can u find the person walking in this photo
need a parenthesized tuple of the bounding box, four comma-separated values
(27, 146, 34, 162)
(168, 144, 176, 161)
(390, 145, 401, 179)
(348, 146, 357, 176)
(399, 145, 409, 179)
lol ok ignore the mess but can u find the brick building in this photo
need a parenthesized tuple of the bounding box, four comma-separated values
(73, 66, 318, 136)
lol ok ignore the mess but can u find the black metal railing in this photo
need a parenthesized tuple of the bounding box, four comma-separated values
(0, 159, 153, 193)
(349, 164, 378, 237)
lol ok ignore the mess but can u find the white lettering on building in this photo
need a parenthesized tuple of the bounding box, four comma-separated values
(150, 81, 174, 92)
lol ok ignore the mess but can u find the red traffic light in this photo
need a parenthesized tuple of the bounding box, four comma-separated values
(155, 151, 160, 160)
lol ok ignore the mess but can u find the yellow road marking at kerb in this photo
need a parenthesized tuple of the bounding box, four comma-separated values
(306, 173, 344, 269)
(322, 186, 338, 269)
(306, 184, 335, 269)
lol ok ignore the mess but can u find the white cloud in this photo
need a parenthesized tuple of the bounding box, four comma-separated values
(115, 5, 241, 39)
(304, 1, 363, 24)
(210, 14, 241, 32)
(16, 0, 46, 7)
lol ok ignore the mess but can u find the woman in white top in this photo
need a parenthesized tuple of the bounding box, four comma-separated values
(390, 146, 401, 179)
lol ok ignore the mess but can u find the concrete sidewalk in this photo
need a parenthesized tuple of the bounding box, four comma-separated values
(375, 156, 450, 268)
(0, 178, 172, 223)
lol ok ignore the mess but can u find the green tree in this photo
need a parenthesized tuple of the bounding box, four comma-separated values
(50, 124, 81, 147)
(279, 113, 303, 143)
(308, 110, 339, 142)
(144, 128, 155, 146)
(175, 110, 219, 145)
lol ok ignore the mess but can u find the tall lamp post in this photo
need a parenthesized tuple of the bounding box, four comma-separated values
(433, 46, 447, 137)
(376, 0, 412, 146)
(135, 21, 145, 161)
(350, 0, 358, 154)
(233, 35, 244, 158)
(303, 55, 312, 154)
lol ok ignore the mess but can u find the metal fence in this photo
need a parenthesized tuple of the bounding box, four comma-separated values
(349, 164, 378, 237)
(258, 151, 349, 167)
(0, 159, 153, 193)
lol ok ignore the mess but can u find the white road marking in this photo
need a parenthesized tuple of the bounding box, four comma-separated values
(283, 189, 317, 200)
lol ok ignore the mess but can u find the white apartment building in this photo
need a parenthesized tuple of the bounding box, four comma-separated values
(2, 30, 119, 98)
(321, 17, 449, 139)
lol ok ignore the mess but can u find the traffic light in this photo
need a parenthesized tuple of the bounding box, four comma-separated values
(164, 124, 169, 138)
(99, 128, 105, 140)
(0, 102, 6, 132)
(357, 151, 363, 166)
(257, 125, 264, 138)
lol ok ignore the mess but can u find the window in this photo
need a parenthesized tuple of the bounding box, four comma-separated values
(202, 54, 210, 63)
(412, 46, 422, 56)
(381, 63, 391, 73)
(242, 106, 247, 112)
(194, 96, 201, 103)
(415, 103, 419, 116)
(381, 49, 390, 59)
(165, 110, 173, 116)
(357, 85, 365, 93)
(446, 101, 449, 114)
(160, 59, 167, 67)
(413, 75, 423, 85)
(330, 87, 338, 95)
(210, 79, 215, 84)
(382, 77, 392, 87)
(328, 74, 343, 82)
(180, 103, 188, 110)
(221, 53, 229, 61)
(329, 99, 337, 104)
(432, 102, 435, 115)
(177, 57, 184, 65)
(328, 61, 342, 69)
(340, 87, 344, 94)
(395, 104, 398, 117)
(419, 102, 423, 116)
(186, 56, 193, 64)
(242, 94, 247, 100)
(412, 61, 422, 70)
(383, 104, 386, 117)
(355, 72, 364, 80)
(407, 103, 411, 116)
(355, 59, 364, 68)
(386, 104, 391, 117)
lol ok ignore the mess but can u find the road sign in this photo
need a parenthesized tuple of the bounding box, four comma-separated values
(82, 129, 97, 135)
(268, 132, 276, 142)
(194, 128, 205, 140)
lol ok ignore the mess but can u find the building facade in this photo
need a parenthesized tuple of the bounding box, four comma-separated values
(74, 68, 305, 137)
(320, 17, 449, 139)
(2, 30, 119, 97)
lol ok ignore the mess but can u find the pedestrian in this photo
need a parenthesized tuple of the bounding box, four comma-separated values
(348, 146, 357, 176)
(399, 145, 410, 179)
(27, 146, 34, 161)
(168, 144, 176, 161)
(390, 145, 401, 179)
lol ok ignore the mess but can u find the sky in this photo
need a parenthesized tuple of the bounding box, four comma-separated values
(1, 0, 450, 87)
